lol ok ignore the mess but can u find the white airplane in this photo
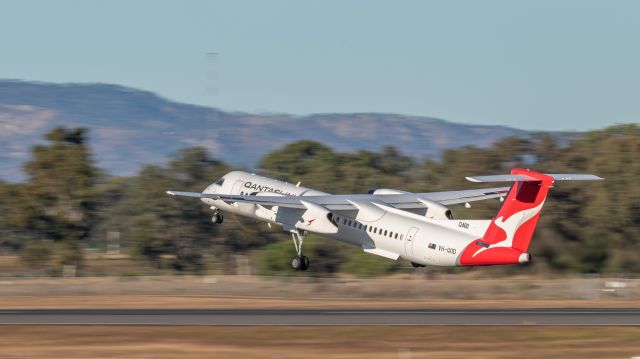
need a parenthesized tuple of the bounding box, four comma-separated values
(167, 168, 601, 271)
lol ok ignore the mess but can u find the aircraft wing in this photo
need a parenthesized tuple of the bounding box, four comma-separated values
(166, 187, 509, 211)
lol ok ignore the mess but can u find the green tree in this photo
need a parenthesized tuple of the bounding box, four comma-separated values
(10, 127, 98, 273)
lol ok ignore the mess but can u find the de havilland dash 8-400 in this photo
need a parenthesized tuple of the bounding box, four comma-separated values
(167, 168, 601, 271)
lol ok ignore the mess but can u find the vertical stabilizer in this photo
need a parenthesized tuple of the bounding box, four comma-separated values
(482, 168, 554, 252)
(459, 168, 554, 265)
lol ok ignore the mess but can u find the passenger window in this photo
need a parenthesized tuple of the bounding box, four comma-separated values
(348, 220, 352, 226)
(395, 233, 398, 239)
(389, 232, 393, 238)
(364, 225, 368, 231)
(400, 234, 403, 240)
(384, 230, 388, 236)
(343, 218, 347, 225)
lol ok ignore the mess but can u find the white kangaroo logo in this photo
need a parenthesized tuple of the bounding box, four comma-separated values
(472, 200, 545, 257)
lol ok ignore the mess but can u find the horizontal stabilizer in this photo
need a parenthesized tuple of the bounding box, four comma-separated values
(466, 173, 603, 183)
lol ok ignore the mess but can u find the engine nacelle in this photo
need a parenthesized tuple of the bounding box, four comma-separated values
(418, 198, 454, 220)
(295, 200, 338, 234)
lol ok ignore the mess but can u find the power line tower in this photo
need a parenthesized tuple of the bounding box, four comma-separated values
(204, 52, 220, 157)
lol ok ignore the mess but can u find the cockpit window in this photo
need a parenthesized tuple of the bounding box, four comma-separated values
(215, 178, 225, 186)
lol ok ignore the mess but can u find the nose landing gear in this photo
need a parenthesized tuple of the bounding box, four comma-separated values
(212, 211, 224, 224)
(290, 230, 309, 271)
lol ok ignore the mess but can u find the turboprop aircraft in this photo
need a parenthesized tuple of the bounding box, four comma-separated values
(167, 168, 601, 271)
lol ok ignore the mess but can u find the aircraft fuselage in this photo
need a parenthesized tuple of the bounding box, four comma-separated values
(202, 171, 486, 266)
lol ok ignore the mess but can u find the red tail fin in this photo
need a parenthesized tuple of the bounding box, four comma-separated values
(460, 168, 554, 266)
(483, 168, 554, 251)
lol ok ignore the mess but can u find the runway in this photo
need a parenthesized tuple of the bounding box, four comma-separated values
(0, 308, 639, 325)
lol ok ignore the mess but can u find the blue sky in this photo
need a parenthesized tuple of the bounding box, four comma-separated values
(1, 0, 638, 130)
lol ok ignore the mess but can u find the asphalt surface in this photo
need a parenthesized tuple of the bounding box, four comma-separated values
(0, 308, 639, 325)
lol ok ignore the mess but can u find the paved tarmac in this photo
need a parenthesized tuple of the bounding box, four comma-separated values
(0, 308, 639, 325)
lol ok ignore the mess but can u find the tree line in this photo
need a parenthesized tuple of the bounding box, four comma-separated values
(0, 124, 638, 276)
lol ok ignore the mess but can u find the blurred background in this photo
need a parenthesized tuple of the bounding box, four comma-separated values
(0, 123, 637, 279)
(0, 0, 638, 282)
(1, 1, 640, 357)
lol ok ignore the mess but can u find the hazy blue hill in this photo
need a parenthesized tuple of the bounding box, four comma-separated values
(0, 79, 533, 181)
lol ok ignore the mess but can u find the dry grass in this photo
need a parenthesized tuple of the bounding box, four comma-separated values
(0, 295, 639, 309)
(0, 326, 638, 358)
(1, 275, 638, 309)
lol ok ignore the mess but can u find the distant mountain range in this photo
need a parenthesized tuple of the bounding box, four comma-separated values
(1, 79, 542, 181)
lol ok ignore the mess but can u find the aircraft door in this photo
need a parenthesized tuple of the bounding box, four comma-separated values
(404, 227, 419, 258)
(232, 180, 245, 194)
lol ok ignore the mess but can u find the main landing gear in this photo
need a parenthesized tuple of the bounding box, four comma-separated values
(212, 211, 224, 224)
(290, 229, 310, 271)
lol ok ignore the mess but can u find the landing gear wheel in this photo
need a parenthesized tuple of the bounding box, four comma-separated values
(291, 255, 310, 271)
(291, 255, 303, 270)
(290, 230, 310, 271)
(212, 213, 224, 224)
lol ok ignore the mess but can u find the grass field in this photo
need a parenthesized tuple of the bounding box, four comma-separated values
(0, 326, 639, 358)
(0, 274, 638, 309)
